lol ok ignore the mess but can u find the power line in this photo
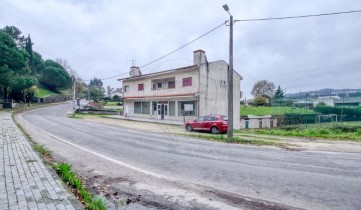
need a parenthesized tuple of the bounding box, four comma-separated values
(83, 21, 227, 82)
(139, 21, 227, 69)
(235, 9, 361, 22)
(244, 60, 361, 80)
(84, 9, 361, 82)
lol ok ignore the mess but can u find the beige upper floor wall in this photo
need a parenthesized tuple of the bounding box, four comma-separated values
(122, 66, 200, 98)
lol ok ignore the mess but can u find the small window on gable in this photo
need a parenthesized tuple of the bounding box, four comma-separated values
(138, 83, 144, 91)
(182, 77, 192, 87)
(124, 86, 129, 92)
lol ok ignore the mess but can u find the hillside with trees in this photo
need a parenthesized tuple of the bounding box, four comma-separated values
(0, 25, 76, 103)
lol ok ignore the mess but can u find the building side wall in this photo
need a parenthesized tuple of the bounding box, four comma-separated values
(199, 61, 241, 129)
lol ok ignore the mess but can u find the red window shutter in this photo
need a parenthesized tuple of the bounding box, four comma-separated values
(138, 84, 144, 91)
(182, 77, 192, 87)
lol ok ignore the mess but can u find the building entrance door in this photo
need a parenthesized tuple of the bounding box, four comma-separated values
(157, 103, 168, 120)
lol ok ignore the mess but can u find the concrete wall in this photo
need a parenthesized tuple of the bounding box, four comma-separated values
(240, 118, 277, 129)
(198, 60, 241, 129)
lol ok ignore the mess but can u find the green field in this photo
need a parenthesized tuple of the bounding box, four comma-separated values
(241, 105, 319, 116)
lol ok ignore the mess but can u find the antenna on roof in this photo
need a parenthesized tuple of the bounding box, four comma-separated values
(127, 57, 137, 66)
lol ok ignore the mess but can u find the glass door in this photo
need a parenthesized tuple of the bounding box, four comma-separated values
(163, 104, 168, 120)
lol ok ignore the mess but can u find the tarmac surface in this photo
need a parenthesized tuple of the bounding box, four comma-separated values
(17, 103, 361, 210)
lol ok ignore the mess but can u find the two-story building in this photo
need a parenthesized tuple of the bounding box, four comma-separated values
(118, 50, 242, 128)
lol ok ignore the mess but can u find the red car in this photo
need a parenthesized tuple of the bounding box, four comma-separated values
(185, 115, 228, 134)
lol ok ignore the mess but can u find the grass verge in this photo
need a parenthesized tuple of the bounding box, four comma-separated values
(52, 163, 107, 210)
(186, 133, 290, 148)
(237, 127, 361, 141)
(68, 113, 111, 119)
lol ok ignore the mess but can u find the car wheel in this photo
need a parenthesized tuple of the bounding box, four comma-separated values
(211, 126, 219, 134)
(186, 125, 193, 132)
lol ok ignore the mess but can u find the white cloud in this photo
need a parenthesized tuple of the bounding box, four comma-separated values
(1, 0, 360, 97)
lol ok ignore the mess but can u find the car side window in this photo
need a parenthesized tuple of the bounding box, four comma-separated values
(195, 117, 204, 122)
(211, 117, 218, 121)
(203, 116, 211, 121)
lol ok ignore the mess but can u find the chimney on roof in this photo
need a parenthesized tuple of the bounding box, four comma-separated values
(129, 66, 142, 77)
(193, 50, 207, 66)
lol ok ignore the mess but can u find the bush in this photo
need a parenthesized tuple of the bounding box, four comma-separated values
(253, 96, 267, 106)
(318, 128, 331, 135)
(329, 125, 361, 132)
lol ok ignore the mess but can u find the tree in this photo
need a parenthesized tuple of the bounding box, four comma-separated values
(0, 65, 14, 99)
(41, 65, 72, 91)
(2, 26, 26, 47)
(25, 34, 34, 73)
(251, 80, 276, 99)
(274, 85, 285, 99)
(253, 96, 267, 106)
(10, 76, 37, 102)
(89, 77, 103, 88)
(0, 30, 29, 99)
(112, 95, 120, 101)
(0, 30, 28, 73)
(89, 87, 104, 102)
(32, 51, 45, 76)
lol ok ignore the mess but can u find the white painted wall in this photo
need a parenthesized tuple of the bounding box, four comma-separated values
(122, 67, 199, 98)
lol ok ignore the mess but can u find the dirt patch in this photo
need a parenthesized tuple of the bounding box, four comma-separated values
(205, 189, 302, 210)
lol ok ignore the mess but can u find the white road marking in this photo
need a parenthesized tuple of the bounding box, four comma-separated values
(18, 113, 173, 180)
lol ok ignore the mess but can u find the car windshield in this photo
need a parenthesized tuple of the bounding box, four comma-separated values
(222, 116, 228, 121)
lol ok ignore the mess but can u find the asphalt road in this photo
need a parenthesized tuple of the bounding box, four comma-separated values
(20, 103, 361, 210)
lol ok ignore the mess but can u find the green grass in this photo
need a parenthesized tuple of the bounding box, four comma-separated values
(34, 87, 58, 98)
(186, 133, 289, 147)
(57, 88, 72, 96)
(239, 126, 361, 141)
(69, 113, 111, 119)
(53, 163, 108, 210)
(32, 144, 51, 156)
(241, 105, 319, 116)
(103, 101, 122, 106)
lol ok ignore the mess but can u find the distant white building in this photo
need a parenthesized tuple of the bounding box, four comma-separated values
(240, 115, 277, 129)
(118, 50, 242, 128)
(317, 96, 340, 106)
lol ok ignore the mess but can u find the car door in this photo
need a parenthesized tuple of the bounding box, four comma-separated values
(193, 116, 204, 130)
(201, 116, 212, 131)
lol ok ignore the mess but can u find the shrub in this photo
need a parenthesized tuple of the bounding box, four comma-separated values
(253, 96, 267, 106)
(318, 128, 331, 135)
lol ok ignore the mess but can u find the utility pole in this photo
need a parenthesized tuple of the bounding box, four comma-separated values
(72, 76, 76, 113)
(223, 4, 233, 142)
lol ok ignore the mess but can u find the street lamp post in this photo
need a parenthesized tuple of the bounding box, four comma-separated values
(223, 4, 233, 142)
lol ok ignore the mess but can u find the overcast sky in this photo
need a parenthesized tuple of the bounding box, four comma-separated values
(1, 0, 361, 98)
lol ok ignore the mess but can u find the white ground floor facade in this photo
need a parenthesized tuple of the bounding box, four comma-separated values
(123, 96, 199, 123)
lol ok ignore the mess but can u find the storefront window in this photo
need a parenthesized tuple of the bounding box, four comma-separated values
(142, 102, 150, 114)
(169, 101, 175, 116)
(178, 101, 196, 116)
(134, 102, 141, 114)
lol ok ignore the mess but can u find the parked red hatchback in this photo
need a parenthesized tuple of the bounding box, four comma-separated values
(185, 115, 228, 134)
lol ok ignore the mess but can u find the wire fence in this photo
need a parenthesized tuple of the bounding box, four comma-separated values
(268, 96, 361, 130)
